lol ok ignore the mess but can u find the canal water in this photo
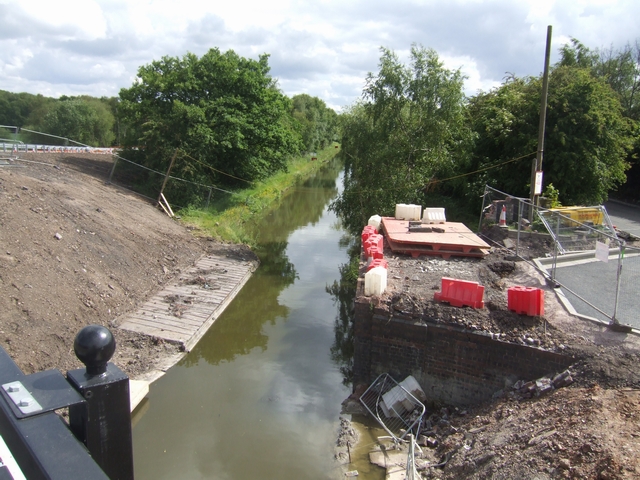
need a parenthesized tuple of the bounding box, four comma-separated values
(132, 158, 373, 479)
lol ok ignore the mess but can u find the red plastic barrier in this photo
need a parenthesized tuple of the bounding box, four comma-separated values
(361, 225, 378, 244)
(434, 277, 484, 309)
(364, 234, 383, 257)
(508, 286, 544, 316)
(367, 246, 384, 260)
(366, 258, 388, 271)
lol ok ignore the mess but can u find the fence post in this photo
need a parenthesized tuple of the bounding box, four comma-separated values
(158, 149, 179, 205)
(478, 185, 488, 233)
(107, 155, 119, 185)
(551, 214, 560, 283)
(206, 187, 213, 209)
(516, 200, 524, 257)
(67, 325, 134, 480)
(611, 244, 625, 324)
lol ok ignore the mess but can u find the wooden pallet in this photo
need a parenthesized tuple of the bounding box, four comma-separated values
(381, 217, 490, 259)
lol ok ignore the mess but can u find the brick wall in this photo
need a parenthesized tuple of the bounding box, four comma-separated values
(353, 300, 574, 407)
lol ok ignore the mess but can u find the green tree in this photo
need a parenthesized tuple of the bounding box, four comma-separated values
(465, 76, 540, 198)
(40, 98, 115, 146)
(559, 38, 640, 120)
(119, 48, 302, 191)
(558, 38, 640, 202)
(331, 45, 473, 234)
(467, 65, 633, 205)
(290, 93, 338, 152)
(0, 90, 56, 131)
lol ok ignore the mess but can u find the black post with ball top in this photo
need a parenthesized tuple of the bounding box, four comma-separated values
(67, 325, 134, 480)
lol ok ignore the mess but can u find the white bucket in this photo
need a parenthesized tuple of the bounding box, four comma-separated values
(395, 204, 422, 220)
(368, 214, 382, 231)
(364, 266, 387, 296)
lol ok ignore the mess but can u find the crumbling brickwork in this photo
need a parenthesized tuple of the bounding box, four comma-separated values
(353, 300, 573, 407)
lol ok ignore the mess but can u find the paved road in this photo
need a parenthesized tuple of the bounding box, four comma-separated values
(549, 202, 640, 328)
(554, 254, 640, 329)
(605, 201, 640, 238)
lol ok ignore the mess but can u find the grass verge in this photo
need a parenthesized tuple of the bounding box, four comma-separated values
(179, 144, 341, 245)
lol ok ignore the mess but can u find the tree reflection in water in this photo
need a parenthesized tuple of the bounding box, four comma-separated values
(327, 238, 360, 387)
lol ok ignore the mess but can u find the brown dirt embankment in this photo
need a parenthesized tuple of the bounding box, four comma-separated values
(0, 152, 254, 378)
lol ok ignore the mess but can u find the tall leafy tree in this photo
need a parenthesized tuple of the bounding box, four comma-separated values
(331, 45, 473, 234)
(467, 63, 633, 205)
(0, 91, 56, 131)
(558, 38, 640, 202)
(558, 38, 640, 121)
(119, 48, 302, 189)
(40, 97, 115, 146)
(290, 93, 338, 152)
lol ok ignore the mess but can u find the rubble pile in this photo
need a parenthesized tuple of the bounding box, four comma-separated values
(511, 370, 574, 400)
(347, 230, 640, 478)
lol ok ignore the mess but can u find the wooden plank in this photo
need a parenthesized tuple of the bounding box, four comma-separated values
(128, 315, 203, 330)
(119, 252, 258, 351)
(117, 322, 190, 343)
(136, 299, 222, 316)
(122, 315, 197, 333)
(119, 325, 193, 344)
(183, 263, 254, 352)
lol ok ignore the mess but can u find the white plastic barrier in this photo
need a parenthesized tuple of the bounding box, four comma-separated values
(364, 266, 387, 296)
(368, 214, 382, 231)
(422, 207, 446, 224)
(395, 204, 422, 220)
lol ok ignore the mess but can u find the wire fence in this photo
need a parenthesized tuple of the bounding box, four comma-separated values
(479, 185, 639, 329)
(106, 152, 235, 210)
(2, 125, 238, 211)
(1, 125, 95, 150)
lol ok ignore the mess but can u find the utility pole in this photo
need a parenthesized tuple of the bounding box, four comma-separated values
(529, 25, 552, 221)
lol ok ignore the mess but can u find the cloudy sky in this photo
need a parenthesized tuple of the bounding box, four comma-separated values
(1, 0, 638, 111)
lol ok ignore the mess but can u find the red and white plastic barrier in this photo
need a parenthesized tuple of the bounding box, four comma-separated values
(434, 277, 485, 309)
(508, 286, 544, 316)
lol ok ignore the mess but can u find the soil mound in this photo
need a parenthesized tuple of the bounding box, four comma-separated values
(0, 152, 252, 377)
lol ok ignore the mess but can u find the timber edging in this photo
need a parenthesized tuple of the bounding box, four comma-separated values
(119, 251, 259, 392)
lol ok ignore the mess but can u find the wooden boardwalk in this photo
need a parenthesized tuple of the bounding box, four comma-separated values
(119, 253, 258, 352)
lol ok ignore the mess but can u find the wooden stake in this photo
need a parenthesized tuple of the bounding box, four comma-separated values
(158, 200, 171, 217)
(158, 149, 178, 205)
(160, 193, 175, 217)
(107, 155, 118, 185)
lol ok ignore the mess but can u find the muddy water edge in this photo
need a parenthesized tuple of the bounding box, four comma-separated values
(132, 157, 383, 479)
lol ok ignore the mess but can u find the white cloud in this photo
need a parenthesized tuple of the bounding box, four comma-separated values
(16, 0, 107, 40)
(0, 0, 638, 108)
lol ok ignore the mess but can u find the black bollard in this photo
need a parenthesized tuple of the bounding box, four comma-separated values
(67, 325, 134, 480)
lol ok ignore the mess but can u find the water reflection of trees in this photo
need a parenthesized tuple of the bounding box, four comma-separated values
(183, 159, 344, 367)
(182, 240, 297, 367)
(327, 237, 360, 386)
(252, 163, 341, 243)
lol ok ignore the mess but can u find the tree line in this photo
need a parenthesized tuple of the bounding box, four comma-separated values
(332, 40, 640, 234)
(3, 39, 638, 224)
(1, 47, 338, 192)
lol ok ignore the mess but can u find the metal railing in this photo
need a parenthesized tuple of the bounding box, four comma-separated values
(0, 325, 133, 479)
(359, 373, 426, 442)
(478, 185, 638, 329)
